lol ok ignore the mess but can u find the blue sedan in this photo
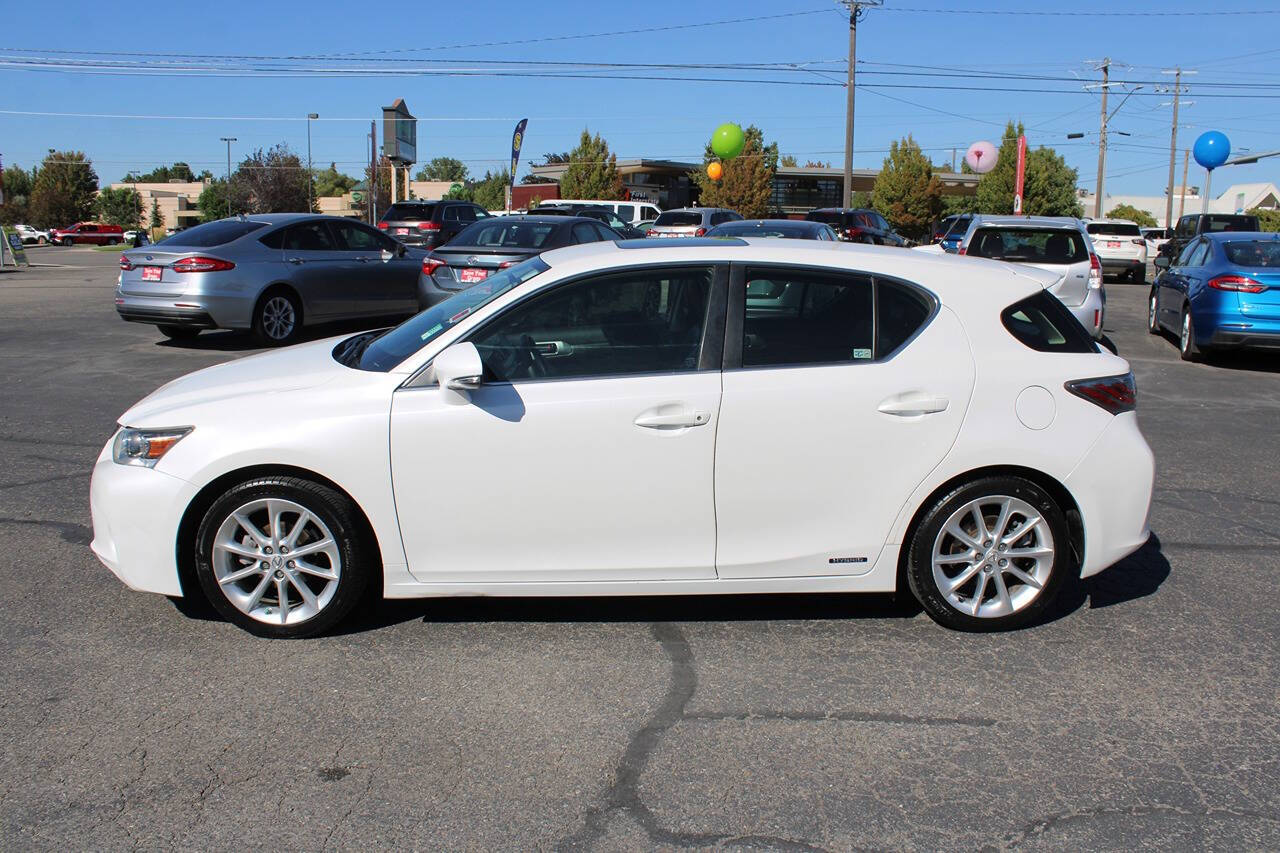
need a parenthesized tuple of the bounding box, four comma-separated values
(1149, 231, 1280, 361)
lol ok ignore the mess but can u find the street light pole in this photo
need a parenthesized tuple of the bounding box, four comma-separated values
(1093, 59, 1109, 219)
(220, 137, 236, 219)
(839, 1, 881, 209)
(307, 113, 318, 212)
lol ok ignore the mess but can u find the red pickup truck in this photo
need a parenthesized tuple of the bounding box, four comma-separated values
(50, 222, 125, 246)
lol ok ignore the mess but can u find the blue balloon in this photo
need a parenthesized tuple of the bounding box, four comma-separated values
(1193, 131, 1230, 170)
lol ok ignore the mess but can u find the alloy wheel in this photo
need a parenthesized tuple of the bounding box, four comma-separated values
(210, 497, 341, 625)
(930, 495, 1055, 619)
(262, 296, 297, 341)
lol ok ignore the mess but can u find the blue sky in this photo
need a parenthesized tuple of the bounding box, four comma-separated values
(3, 0, 1278, 199)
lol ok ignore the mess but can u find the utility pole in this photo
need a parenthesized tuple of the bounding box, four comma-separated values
(306, 113, 318, 212)
(1163, 69, 1180, 229)
(839, 1, 882, 208)
(1094, 58, 1109, 219)
(220, 137, 236, 219)
(1178, 148, 1190, 221)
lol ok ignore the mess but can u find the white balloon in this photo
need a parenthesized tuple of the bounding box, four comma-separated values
(965, 141, 998, 174)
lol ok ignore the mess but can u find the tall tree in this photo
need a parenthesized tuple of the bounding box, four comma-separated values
(559, 130, 624, 200)
(197, 179, 229, 222)
(0, 164, 34, 225)
(125, 162, 196, 183)
(28, 151, 98, 229)
(149, 199, 163, 232)
(975, 122, 1082, 217)
(313, 163, 357, 199)
(471, 170, 512, 211)
(95, 186, 143, 228)
(871, 135, 942, 241)
(231, 144, 310, 214)
(1249, 207, 1280, 232)
(1106, 203, 1156, 228)
(780, 155, 799, 168)
(692, 124, 777, 218)
(414, 157, 469, 182)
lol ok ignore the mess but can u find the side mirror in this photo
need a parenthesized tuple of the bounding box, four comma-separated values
(1153, 256, 1170, 269)
(434, 341, 484, 405)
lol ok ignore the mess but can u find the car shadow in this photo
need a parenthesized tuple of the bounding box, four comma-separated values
(153, 315, 409, 352)
(1202, 350, 1280, 375)
(1041, 532, 1172, 624)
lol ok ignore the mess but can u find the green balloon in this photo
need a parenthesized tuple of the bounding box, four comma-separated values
(711, 123, 746, 160)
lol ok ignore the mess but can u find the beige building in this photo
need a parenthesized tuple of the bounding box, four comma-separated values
(110, 180, 208, 231)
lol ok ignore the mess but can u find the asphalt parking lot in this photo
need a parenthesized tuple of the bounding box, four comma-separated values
(1, 246, 1277, 850)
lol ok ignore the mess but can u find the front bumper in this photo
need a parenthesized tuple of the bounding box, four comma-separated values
(1064, 412, 1154, 578)
(89, 440, 198, 597)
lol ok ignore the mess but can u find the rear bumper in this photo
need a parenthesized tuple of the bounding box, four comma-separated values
(1098, 257, 1145, 274)
(1064, 412, 1154, 579)
(1206, 328, 1280, 350)
(115, 290, 255, 330)
(117, 304, 217, 328)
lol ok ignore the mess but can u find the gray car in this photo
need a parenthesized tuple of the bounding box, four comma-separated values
(647, 207, 742, 238)
(116, 214, 427, 345)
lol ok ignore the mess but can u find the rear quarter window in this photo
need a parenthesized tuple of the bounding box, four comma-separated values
(1001, 291, 1098, 353)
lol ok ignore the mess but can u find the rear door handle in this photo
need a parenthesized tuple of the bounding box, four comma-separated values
(288, 257, 303, 265)
(878, 393, 949, 416)
(634, 409, 710, 429)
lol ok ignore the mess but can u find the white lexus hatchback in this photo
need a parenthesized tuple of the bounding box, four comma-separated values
(90, 238, 1154, 637)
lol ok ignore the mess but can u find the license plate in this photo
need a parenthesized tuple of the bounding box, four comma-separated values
(458, 267, 489, 283)
(1106, 241, 1121, 249)
(394, 228, 409, 235)
(141, 266, 162, 282)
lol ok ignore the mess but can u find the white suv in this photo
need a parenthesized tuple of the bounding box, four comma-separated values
(1085, 220, 1148, 283)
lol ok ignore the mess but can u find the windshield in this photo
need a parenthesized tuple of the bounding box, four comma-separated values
(450, 220, 558, 249)
(350, 257, 550, 371)
(1086, 222, 1141, 237)
(384, 203, 437, 222)
(156, 219, 267, 247)
(655, 211, 703, 227)
(967, 228, 1089, 264)
(942, 216, 971, 238)
(1223, 240, 1280, 267)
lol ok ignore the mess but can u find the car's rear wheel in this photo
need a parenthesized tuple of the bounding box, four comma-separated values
(158, 325, 200, 340)
(906, 476, 1070, 632)
(1180, 307, 1202, 362)
(1132, 266, 1145, 285)
(253, 288, 302, 346)
(194, 476, 371, 638)
(1147, 291, 1161, 334)
(36, 236, 46, 245)
(107, 237, 120, 245)
(61, 237, 74, 246)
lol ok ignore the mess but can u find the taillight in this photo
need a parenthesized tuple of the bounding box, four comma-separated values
(376, 221, 389, 230)
(417, 221, 440, 231)
(1088, 253, 1103, 289)
(171, 256, 235, 273)
(1131, 238, 1146, 246)
(957, 247, 967, 256)
(1065, 372, 1136, 415)
(1209, 275, 1266, 293)
(694, 227, 707, 237)
(497, 261, 515, 269)
(422, 256, 445, 276)
(119, 254, 134, 271)
(846, 226, 863, 239)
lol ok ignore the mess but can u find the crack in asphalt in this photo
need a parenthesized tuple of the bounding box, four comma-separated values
(685, 710, 997, 727)
(0, 516, 92, 545)
(999, 803, 1280, 849)
(557, 623, 831, 852)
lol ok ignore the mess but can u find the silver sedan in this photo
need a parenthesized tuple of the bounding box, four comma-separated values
(116, 214, 427, 345)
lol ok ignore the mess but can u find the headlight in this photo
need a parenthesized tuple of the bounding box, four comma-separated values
(112, 426, 193, 468)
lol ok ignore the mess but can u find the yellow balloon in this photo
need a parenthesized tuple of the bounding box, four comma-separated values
(707, 161, 723, 181)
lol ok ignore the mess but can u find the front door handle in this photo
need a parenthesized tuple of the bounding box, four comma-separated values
(878, 393, 949, 416)
(634, 408, 710, 429)
(287, 257, 303, 265)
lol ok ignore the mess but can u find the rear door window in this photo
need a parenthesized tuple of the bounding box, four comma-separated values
(1186, 241, 1211, 267)
(332, 220, 396, 252)
(966, 228, 1088, 264)
(740, 268, 874, 367)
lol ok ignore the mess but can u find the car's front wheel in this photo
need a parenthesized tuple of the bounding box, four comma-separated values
(1180, 307, 1202, 362)
(1148, 291, 1161, 334)
(194, 476, 371, 638)
(906, 476, 1070, 631)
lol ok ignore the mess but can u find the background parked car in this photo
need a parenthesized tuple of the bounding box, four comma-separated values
(706, 219, 837, 240)
(51, 222, 124, 246)
(636, 219, 657, 234)
(805, 208, 907, 247)
(376, 200, 491, 249)
(1085, 219, 1148, 283)
(960, 215, 1105, 340)
(648, 207, 742, 238)
(418, 215, 621, 308)
(538, 199, 662, 223)
(1149, 232, 1280, 361)
(116, 214, 426, 345)
(1158, 212, 1261, 261)
(932, 214, 973, 253)
(12, 224, 50, 245)
(535, 205, 646, 238)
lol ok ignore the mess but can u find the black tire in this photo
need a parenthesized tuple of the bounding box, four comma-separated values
(1147, 290, 1161, 335)
(253, 287, 303, 346)
(61, 237, 74, 246)
(1179, 307, 1202, 362)
(158, 325, 200, 340)
(905, 475, 1072, 632)
(1132, 265, 1145, 285)
(193, 476, 372, 638)
(107, 237, 120, 245)
(36, 236, 47, 246)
